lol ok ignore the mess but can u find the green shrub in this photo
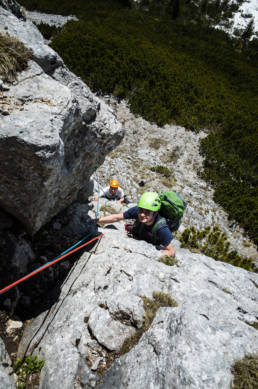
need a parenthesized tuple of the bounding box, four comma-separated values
(150, 165, 172, 178)
(14, 356, 45, 389)
(180, 226, 257, 272)
(0, 33, 32, 82)
(37, 23, 61, 40)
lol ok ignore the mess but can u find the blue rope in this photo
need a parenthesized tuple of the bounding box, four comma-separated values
(35, 233, 93, 272)
(0, 232, 104, 296)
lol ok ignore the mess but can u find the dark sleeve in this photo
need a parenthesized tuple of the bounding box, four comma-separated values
(156, 225, 173, 247)
(123, 206, 138, 220)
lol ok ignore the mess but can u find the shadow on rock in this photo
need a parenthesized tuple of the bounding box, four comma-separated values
(0, 203, 100, 321)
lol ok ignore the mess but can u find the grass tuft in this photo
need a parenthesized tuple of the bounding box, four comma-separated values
(158, 255, 178, 266)
(150, 165, 172, 178)
(245, 321, 258, 330)
(152, 291, 178, 307)
(231, 354, 258, 389)
(148, 138, 168, 150)
(0, 33, 32, 82)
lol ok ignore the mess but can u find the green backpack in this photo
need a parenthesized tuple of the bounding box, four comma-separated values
(158, 190, 186, 222)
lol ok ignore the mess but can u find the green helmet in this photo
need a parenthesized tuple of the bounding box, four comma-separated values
(138, 192, 161, 212)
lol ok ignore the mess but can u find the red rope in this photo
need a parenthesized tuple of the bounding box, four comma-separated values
(0, 233, 104, 295)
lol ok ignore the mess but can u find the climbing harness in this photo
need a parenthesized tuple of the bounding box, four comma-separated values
(0, 233, 103, 296)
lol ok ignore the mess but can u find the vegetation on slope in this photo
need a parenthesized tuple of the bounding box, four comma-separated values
(231, 354, 258, 389)
(0, 33, 32, 82)
(36, 23, 61, 40)
(19, 0, 258, 245)
(14, 356, 45, 389)
(179, 226, 257, 272)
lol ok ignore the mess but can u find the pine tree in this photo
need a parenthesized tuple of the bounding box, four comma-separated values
(241, 19, 254, 44)
(167, 0, 180, 20)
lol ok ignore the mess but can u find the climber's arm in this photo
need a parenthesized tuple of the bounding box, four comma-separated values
(96, 213, 124, 224)
(161, 242, 175, 258)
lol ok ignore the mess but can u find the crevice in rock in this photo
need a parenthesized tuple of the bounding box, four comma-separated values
(104, 267, 112, 276)
(93, 293, 177, 382)
(147, 339, 160, 356)
(250, 279, 258, 289)
(14, 71, 44, 85)
(237, 307, 248, 315)
(200, 313, 209, 320)
(208, 279, 219, 288)
(120, 269, 133, 281)
(170, 277, 180, 283)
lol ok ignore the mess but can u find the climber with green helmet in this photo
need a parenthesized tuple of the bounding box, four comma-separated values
(95, 192, 175, 257)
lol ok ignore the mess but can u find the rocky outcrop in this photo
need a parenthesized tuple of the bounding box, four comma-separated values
(0, 337, 15, 389)
(17, 203, 258, 388)
(0, 0, 24, 20)
(0, 4, 62, 73)
(0, 4, 123, 235)
(26, 10, 78, 27)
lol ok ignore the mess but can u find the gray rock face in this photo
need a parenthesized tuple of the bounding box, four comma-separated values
(107, 292, 145, 329)
(88, 306, 136, 351)
(5, 232, 35, 274)
(0, 6, 62, 73)
(0, 5, 123, 234)
(0, 337, 15, 389)
(26, 10, 78, 27)
(18, 219, 258, 389)
(0, 0, 24, 20)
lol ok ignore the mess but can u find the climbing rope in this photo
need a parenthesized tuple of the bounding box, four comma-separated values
(22, 233, 104, 358)
(0, 233, 104, 296)
(95, 174, 102, 219)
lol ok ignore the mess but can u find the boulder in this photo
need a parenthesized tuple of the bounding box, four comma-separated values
(0, 5, 123, 235)
(88, 306, 136, 351)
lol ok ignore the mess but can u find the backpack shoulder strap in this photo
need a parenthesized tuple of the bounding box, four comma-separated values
(151, 217, 167, 245)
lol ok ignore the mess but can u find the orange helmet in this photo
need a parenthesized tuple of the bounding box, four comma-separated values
(110, 179, 119, 188)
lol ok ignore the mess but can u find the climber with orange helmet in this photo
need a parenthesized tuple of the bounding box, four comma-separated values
(94, 179, 126, 203)
(95, 192, 175, 257)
